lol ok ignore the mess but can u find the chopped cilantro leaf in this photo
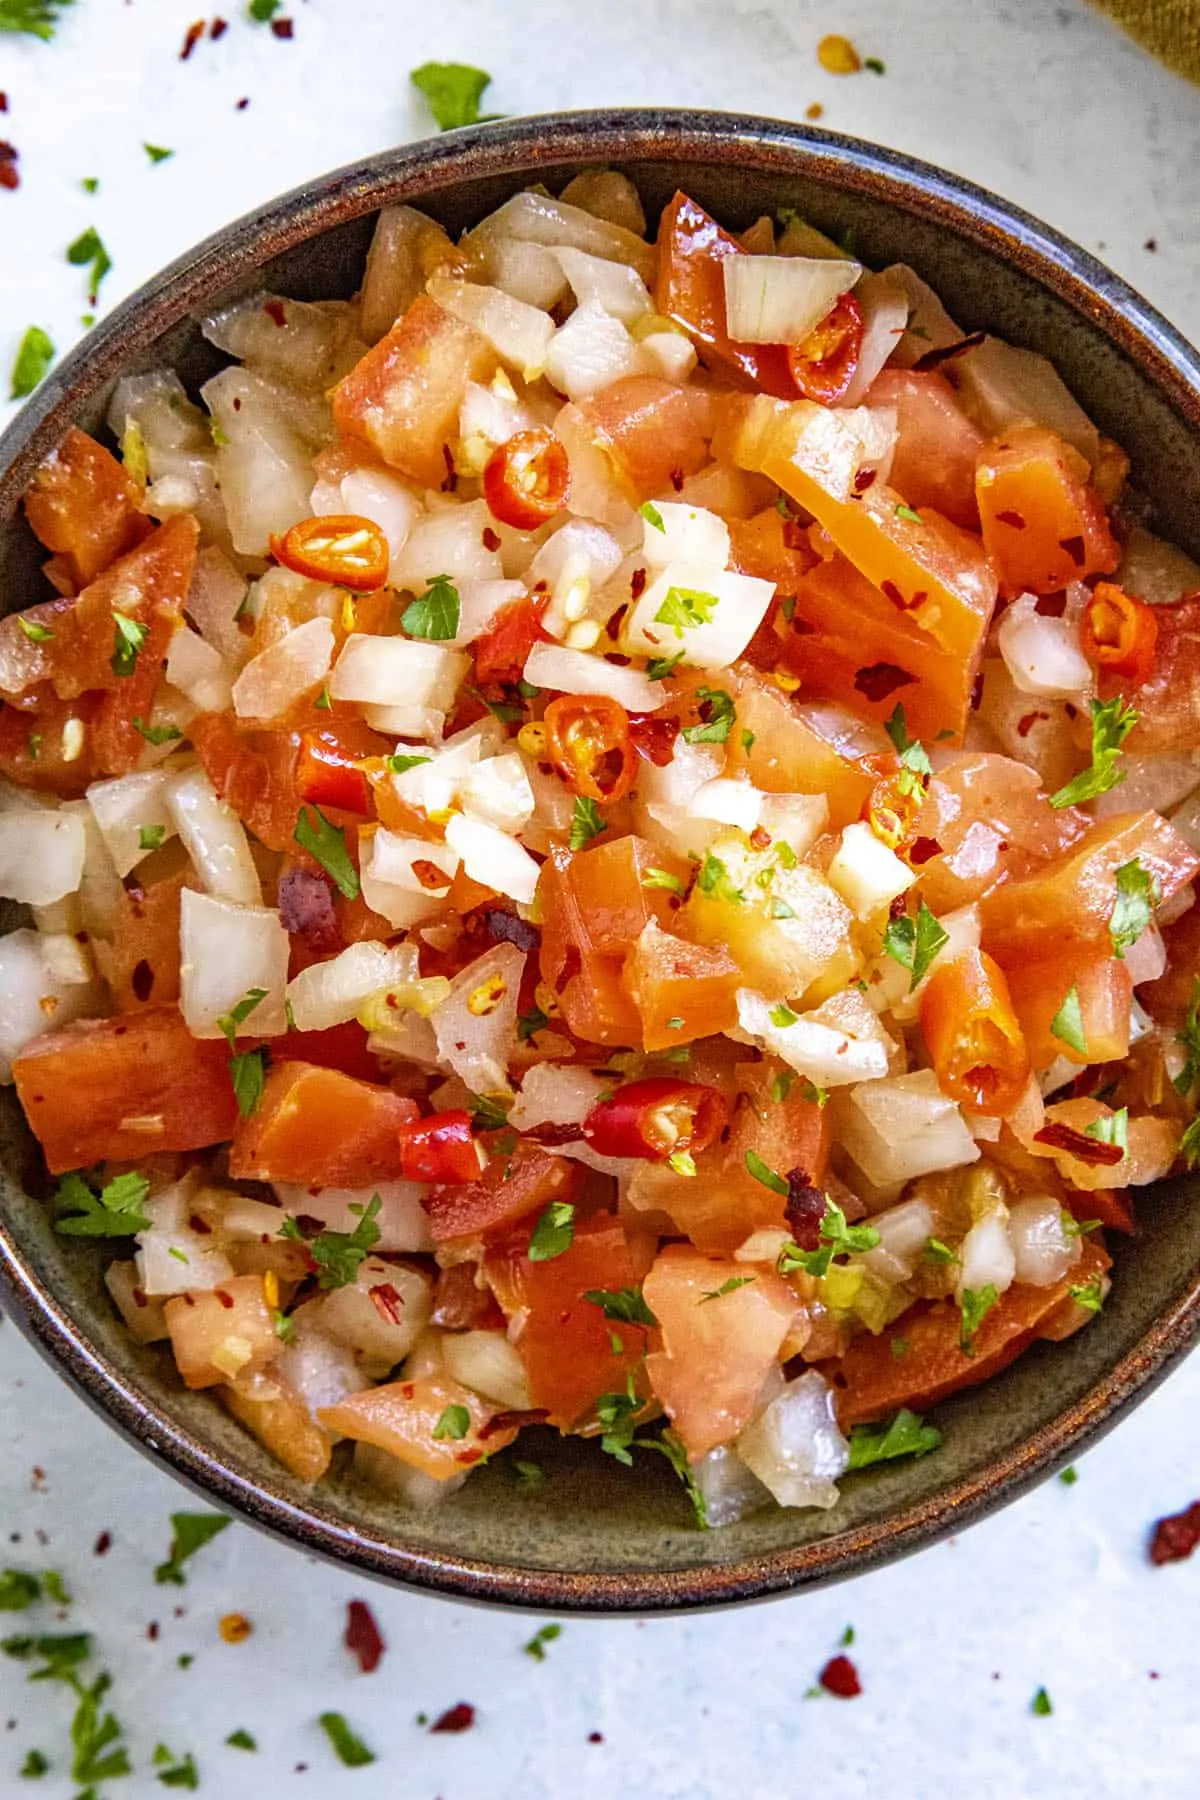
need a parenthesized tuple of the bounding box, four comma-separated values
(768, 1002, 799, 1028)
(294, 804, 359, 900)
(226, 1729, 257, 1751)
(513, 1460, 544, 1491)
(517, 1005, 549, 1042)
(777, 1200, 880, 1277)
(895, 503, 921, 523)
(144, 143, 174, 164)
(154, 1512, 230, 1586)
(697, 849, 743, 905)
(1068, 1276, 1105, 1314)
(527, 1200, 575, 1262)
(66, 226, 112, 303)
(1050, 695, 1138, 808)
(10, 327, 55, 400)
(228, 1049, 266, 1119)
(0, 1571, 41, 1612)
(847, 1408, 942, 1469)
(0, 0, 74, 41)
(595, 1376, 640, 1465)
(882, 899, 947, 990)
(523, 1623, 562, 1661)
(17, 616, 54, 643)
(681, 687, 735, 745)
(1059, 1466, 1078, 1486)
(654, 585, 718, 639)
(469, 1091, 512, 1132)
(215, 986, 268, 1050)
(318, 1712, 376, 1768)
(432, 1404, 470, 1441)
(19, 1747, 48, 1776)
(699, 1276, 756, 1303)
(387, 753, 432, 775)
(1050, 985, 1087, 1056)
(1175, 977, 1200, 1096)
(770, 1069, 797, 1104)
(1084, 1107, 1128, 1154)
(410, 61, 496, 131)
(1110, 858, 1160, 959)
(53, 1170, 150, 1238)
(110, 611, 148, 677)
(646, 651, 685, 681)
(1182, 1116, 1200, 1169)
(138, 823, 166, 852)
(249, 0, 281, 16)
(583, 1287, 658, 1326)
(281, 1195, 381, 1289)
(642, 866, 686, 896)
(569, 794, 606, 851)
(959, 1284, 998, 1353)
(639, 501, 665, 532)
(133, 715, 182, 745)
(924, 1237, 957, 1265)
(1031, 1686, 1053, 1717)
(745, 1149, 789, 1197)
(799, 1078, 829, 1107)
(400, 573, 460, 640)
(154, 1746, 199, 1789)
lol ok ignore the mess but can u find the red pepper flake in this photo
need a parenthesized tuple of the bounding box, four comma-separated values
(344, 1598, 387, 1673)
(912, 330, 986, 373)
(1034, 591, 1067, 618)
(784, 1172, 825, 1249)
(214, 1288, 235, 1310)
(854, 662, 915, 703)
(94, 1530, 112, 1556)
(1149, 1500, 1200, 1565)
(482, 526, 501, 552)
(630, 566, 647, 601)
(1016, 710, 1049, 738)
(478, 1407, 550, 1440)
(995, 509, 1026, 530)
(236, 97, 250, 110)
(413, 858, 450, 892)
(368, 1283, 403, 1327)
(628, 710, 678, 767)
(263, 298, 287, 327)
(0, 93, 8, 113)
(819, 1653, 862, 1698)
(970, 669, 984, 710)
(430, 1703, 476, 1733)
(131, 958, 155, 1003)
(147, 1620, 160, 1641)
(0, 142, 18, 193)
(880, 578, 922, 613)
(1033, 1121, 1124, 1166)
(1145, 238, 1158, 254)
(1059, 535, 1086, 568)
(853, 466, 877, 494)
(669, 467, 684, 492)
(210, 16, 228, 37)
(180, 19, 205, 59)
(588, 1730, 605, 1743)
(271, 16, 295, 37)
(908, 835, 941, 865)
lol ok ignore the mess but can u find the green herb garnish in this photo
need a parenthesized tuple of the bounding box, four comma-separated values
(318, 1712, 375, 1768)
(154, 1513, 230, 1586)
(53, 1170, 150, 1238)
(1050, 695, 1138, 808)
(432, 1404, 470, 1441)
(959, 1284, 999, 1353)
(110, 611, 148, 677)
(527, 1200, 575, 1262)
(1050, 985, 1087, 1055)
(281, 1195, 381, 1289)
(400, 573, 460, 640)
(846, 1408, 942, 1469)
(569, 795, 606, 851)
(410, 61, 496, 131)
(654, 585, 718, 639)
(882, 899, 947, 989)
(294, 803, 359, 899)
(681, 687, 736, 745)
(1109, 858, 1160, 959)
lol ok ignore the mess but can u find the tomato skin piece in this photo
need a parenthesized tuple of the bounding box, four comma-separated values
(482, 428, 569, 530)
(654, 191, 797, 397)
(274, 1019, 380, 1083)
(13, 1007, 240, 1174)
(1117, 592, 1200, 754)
(473, 593, 546, 686)
(825, 1239, 1110, 1427)
(1080, 581, 1158, 690)
(1006, 951, 1133, 1071)
(270, 513, 389, 592)
(866, 369, 983, 530)
(424, 1140, 579, 1244)
(23, 427, 152, 595)
(397, 1110, 486, 1185)
(543, 694, 636, 804)
(583, 1077, 728, 1161)
(295, 729, 372, 816)
(228, 1061, 419, 1188)
(786, 292, 864, 405)
(919, 948, 1031, 1115)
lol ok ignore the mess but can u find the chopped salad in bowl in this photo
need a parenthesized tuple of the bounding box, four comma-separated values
(3, 169, 1200, 1532)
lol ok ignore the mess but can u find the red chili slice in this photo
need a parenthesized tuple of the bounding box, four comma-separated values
(787, 292, 864, 405)
(397, 1110, 487, 1185)
(483, 428, 570, 530)
(1032, 1121, 1125, 1167)
(270, 513, 388, 592)
(583, 1077, 727, 1161)
(543, 694, 636, 803)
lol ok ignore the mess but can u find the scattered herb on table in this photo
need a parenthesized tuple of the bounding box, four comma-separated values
(410, 63, 497, 131)
(523, 1623, 561, 1662)
(10, 326, 54, 399)
(154, 1512, 230, 1586)
(319, 1712, 376, 1767)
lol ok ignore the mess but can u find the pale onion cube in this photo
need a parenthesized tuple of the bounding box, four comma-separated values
(508, 1062, 610, 1132)
(324, 467, 421, 562)
(479, 236, 570, 310)
(360, 830, 459, 931)
(390, 499, 502, 592)
(86, 770, 175, 878)
(735, 988, 889, 1088)
(450, 579, 526, 648)
(286, 940, 419, 1033)
(329, 635, 469, 732)
(551, 247, 652, 324)
(179, 888, 289, 1039)
(527, 520, 624, 637)
(640, 502, 730, 572)
(459, 753, 536, 833)
(166, 766, 262, 905)
(458, 377, 537, 454)
(759, 793, 829, 860)
(274, 1180, 435, 1254)
(956, 1206, 1016, 1301)
(432, 941, 526, 1094)
(997, 595, 1093, 699)
(688, 777, 763, 835)
(722, 254, 861, 345)
(1009, 1193, 1082, 1288)
(0, 810, 86, 907)
(316, 1255, 432, 1377)
(166, 626, 234, 713)
(544, 301, 645, 401)
(735, 1371, 849, 1510)
(445, 811, 540, 904)
(622, 562, 775, 670)
(690, 1446, 773, 1527)
(441, 1330, 532, 1410)
(859, 1196, 936, 1285)
(523, 641, 668, 712)
(0, 928, 100, 1082)
(842, 1069, 980, 1186)
(390, 727, 489, 814)
(638, 330, 698, 385)
(428, 277, 556, 379)
(872, 902, 980, 1023)
(231, 615, 335, 723)
(827, 821, 917, 921)
(136, 1229, 235, 1298)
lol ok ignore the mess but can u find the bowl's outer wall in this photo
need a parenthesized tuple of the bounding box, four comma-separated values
(2, 112, 1200, 1612)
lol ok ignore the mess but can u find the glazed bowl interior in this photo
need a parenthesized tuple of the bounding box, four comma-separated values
(2, 111, 1199, 1612)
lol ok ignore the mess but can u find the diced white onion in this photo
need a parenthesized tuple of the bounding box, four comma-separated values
(479, 236, 570, 310)
(552, 247, 652, 324)
(523, 641, 668, 712)
(841, 272, 910, 406)
(759, 793, 829, 860)
(553, 402, 637, 530)
(636, 329, 698, 385)
(62, 799, 125, 938)
(274, 1181, 435, 1254)
(428, 277, 556, 379)
(390, 499, 503, 592)
(870, 902, 980, 1023)
(736, 988, 889, 1087)
(459, 754, 535, 834)
(688, 778, 763, 835)
(330, 635, 469, 735)
(527, 520, 625, 637)
(360, 830, 458, 930)
(841, 1070, 980, 1186)
(508, 1062, 609, 1132)
(827, 821, 917, 921)
(449, 579, 526, 648)
(544, 301, 645, 401)
(1092, 753, 1200, 824)
(956, 1205, 1016, 1301)
(442, 1330, 532, 1410)
(1008, 1193, 1082, 1288)
(860, 1197, 936, 1285)
(997, 594, 1093, 699)
(633, 734, 724, 858)
(458, 377, 538, 456)
(388, 726, 488, 814)
(0, 810, 86, 907)
(0, 928, 101, 1082)
(201, 366, 316, 556)
(86, 770, 175, 878)
(735, 1371, 849, 1510)
(955, 336, 1101, 468)
(641, 501, 730, 572)
(186, 544, 248, 664)
(231, 616, 334, 723)
(166, 625, 234, 713)
(277, 1311, 363, 1418)
(37, 931, 94, 987)
(353, 1441, 468, 1506)
(465, 190, 656, 282)
(1124, 921, 1166, 986)
(316, 1256, 432, 1378)
(722, 254, 861, 345)
(179, 888, 289, 1039)
(1117, 524, 1200, 608)
(166, 765, 262, 905)
(444, 810, 540, 904)
(136, 1228, 235, 1297)
(622, 563, 775, 670)
(431, 942, 525, 1094)
(104, 1260, 170, 1344)
(286, 940, 419, 1033)
(690, 1445, 773, 1527)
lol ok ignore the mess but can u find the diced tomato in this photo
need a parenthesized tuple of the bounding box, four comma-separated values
(543, 694, 636, 804)
(583, 1078, 727, 1161)
(90, 855, 187, 1011)
(473, 593, 547, 686)
(485, 1214, 654, 1428)
(866, 369, 983, 529)
(727, 506, 819, 629)
(576, 375, 712, 499)
(483, 428, 569, 529)
(397, 1110, 486, 1184)
(643, 1242, 797, 1457)
(271, 513, 389, 592)
(910, 752, 1086, 914)
(319, 1372, 518, 1478)
(653, 191, 796, 396)
(164, 1274, 280, 1391)
(23, 428, 152, 594)
(919, 949, 1030, 1114)
(976, 425, 1119, 596)
(331, 293, 497, 488)
(787, 292, 863, 405)
(723, 668, 880, 829)
(190, 713, 300, 853)
(1141, 901, 1200, 1032)
(14, 1007, 239, 1173)
(1024, 1095, 1178, 1192)
(295, 728, 373, 816)
(228, 1061, 419, 1187)
(273, 1019, 381, 1082)
(1006, 950, 1133, 1070)
(222, 1371, 333, 1482)
(1114, 593, 1200, 755)
(424, 1140, 579, 1244)
(0, 692, 102, 797)
(431, 1261, 507, 1331)
(621, 919, 741, 1050)
(1080, 581, 1158, 690)
(981, 811, 1199, 968)
(825, 1238, 1111, 1426)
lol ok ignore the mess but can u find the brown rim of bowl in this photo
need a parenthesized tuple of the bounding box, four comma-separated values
(2, 109, 1200, 1614)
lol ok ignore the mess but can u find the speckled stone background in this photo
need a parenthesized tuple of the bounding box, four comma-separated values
(1, 3, 1199, 1796)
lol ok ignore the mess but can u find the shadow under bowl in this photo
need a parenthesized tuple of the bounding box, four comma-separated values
(1, 109, 1199, 1613)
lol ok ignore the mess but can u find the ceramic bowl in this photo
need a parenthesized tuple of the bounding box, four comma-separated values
(2, 111, 1199, 1613)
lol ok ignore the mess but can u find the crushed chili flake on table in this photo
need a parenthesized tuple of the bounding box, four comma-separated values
(344, 1599, 386, 1674)
(430, 1702, 476, 1733)
(93, 1531, 112, 1556)
(219, 1610, 253, 1643)
(210, 15, 228, 36)
(180, 19, 205, 59)
(271, 16, 294, 36)
(1149, 1500, 1200, 1566)
(819, 1653, 863, 1698)
(0, 141, 18, 191)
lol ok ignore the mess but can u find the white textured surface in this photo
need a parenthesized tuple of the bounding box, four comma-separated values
(1, 2, 1200, 1795)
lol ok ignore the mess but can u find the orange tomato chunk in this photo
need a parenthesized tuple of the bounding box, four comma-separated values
(975, 424, 1118, 595)
(424, 1141, 579, 1244)
(320, 1372, 516, 1478)
(228, 1061, 419, 1187)
(1006, 951, 1133, 1070)
(23, 427, 152, 594)
(576, 375, 712, 499)
(164, 1274, 280, 1390)
(654, 191, 796, 397)
(622, 919, 741, 1050)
